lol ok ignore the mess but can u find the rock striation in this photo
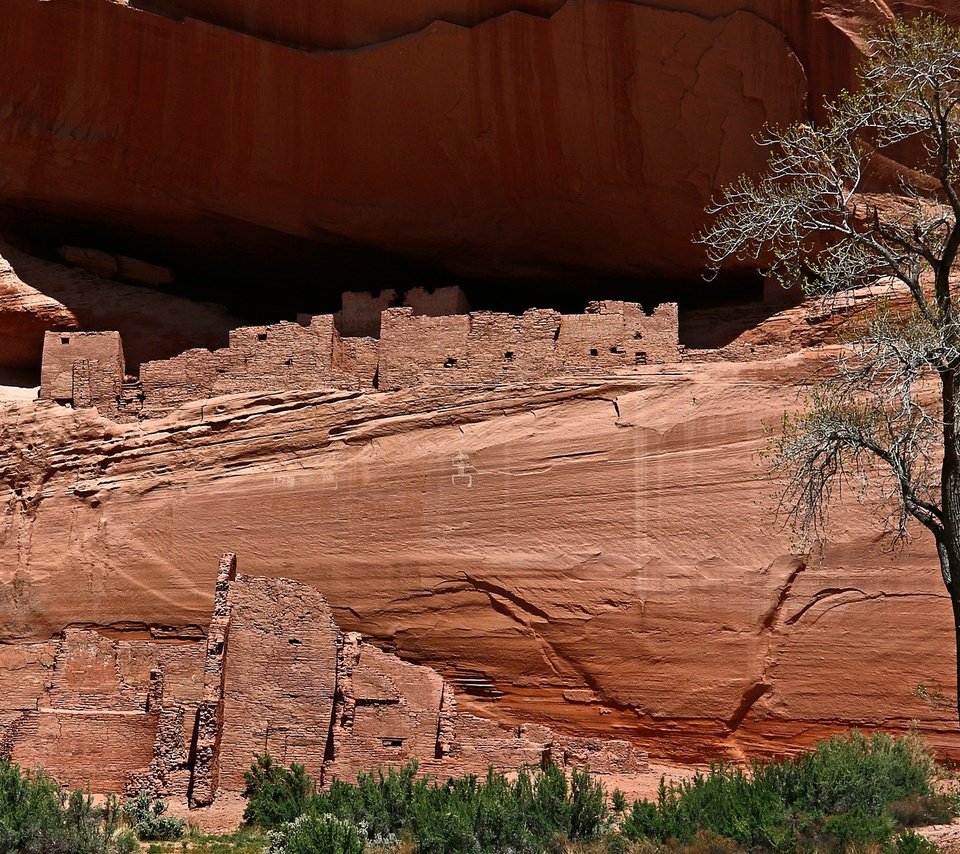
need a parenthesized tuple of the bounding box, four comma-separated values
(0, 340, 956, 765)
(0, 0, 870, 281)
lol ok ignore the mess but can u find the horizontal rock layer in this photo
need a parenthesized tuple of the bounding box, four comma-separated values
(0, 355, 954, 761)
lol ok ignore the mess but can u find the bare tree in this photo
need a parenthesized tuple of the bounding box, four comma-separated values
(699, 15, 960, 722)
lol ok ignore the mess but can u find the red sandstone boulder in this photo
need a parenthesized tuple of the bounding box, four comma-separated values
(0, 251, 76, 370)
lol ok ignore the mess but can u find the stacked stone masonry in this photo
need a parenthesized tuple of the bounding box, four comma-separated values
(0, 556, 647, 803)
(39, 301, 679, 420)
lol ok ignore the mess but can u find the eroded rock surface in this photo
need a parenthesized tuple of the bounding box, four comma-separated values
(0, 353, 954, 763)
(0, 251, 76, 370)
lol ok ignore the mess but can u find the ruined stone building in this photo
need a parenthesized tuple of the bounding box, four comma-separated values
(39, 301, 680, 421)
(0, 555, 646, 803)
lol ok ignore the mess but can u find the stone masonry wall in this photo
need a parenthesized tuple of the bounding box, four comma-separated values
(214, 572, 340, 792)
(377, 301, 679, 390)
(39, 331, 124, 411)
(39, 302, 678, 420)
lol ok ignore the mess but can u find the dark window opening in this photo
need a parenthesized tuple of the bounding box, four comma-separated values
(257, 332, 268, 342)
(634, 331, 643, 339)
(61, 337, 70, 345)
(589, 348, 598, 357)
(289, 638, 302, 645)
(285, 358, 293, 366)
(504, 351, 514, 361)
(444, 357, 458, 368)
(382, 738, 403, 748)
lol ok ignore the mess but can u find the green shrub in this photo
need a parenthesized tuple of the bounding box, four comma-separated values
(621, 732, 948, 852)
(242, 755, 316, 829)
(892, 829, 940, 853)
(123, 790, 185, 841)
(610, 789, 628, 815)
(821, 808, 895, 848)
(266, 813, 365, 854)
(0, 758, 138, 854)
(111, 828, 140, 854)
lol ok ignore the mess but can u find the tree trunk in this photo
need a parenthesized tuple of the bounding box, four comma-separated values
(952, 593, 960, 725)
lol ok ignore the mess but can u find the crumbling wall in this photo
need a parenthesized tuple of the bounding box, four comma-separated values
(378, 302, 679, 389)
(335, 290, 397, 337)
(1, 556, 648, 801)
(334, 286, 470, 338)
(325, 634, 445, 782)
(214, 573, 339, 792)
(189, 553, 235, 807)
(404, 286, 470, 318)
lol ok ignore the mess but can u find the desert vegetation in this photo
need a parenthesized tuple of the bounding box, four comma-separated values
(242, 732, 953, 853)
(0, 757, 184, 853)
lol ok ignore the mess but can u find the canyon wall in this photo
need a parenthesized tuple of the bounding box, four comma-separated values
(5, 0, 951, 281)
(1, 351, 956, 764)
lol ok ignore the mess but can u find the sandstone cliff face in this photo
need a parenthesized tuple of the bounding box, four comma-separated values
(0, 252, 76, 370)
(0, 0, 925, 280)
(0, 355, 954, 762)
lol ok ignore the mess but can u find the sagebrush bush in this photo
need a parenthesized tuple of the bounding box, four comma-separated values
(123, 789, 185, 841)
(265, 813, 365, 854)
(0, 758, 132, 854)
(622, 731, 947, 852)
(242, 754, 316, 829)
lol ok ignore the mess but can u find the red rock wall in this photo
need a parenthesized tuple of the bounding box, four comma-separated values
(3, 360, 953, 764)
(0, 0, 810, 279)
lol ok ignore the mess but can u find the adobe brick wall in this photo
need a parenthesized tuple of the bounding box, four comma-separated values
(214, 572, 339, 793)
(39, 300, 678, 420)
(139, 317, 353, 419)
(377, 301, 679, 389)
(39, 331, 124, 407)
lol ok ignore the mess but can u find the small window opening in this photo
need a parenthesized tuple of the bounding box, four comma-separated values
(504, 351, 514, 361)
(444, 357, 458, 368)
(61, 336, 70, 345)
(285, 358, 293, 367)
(289, 638, 302, 645)
(382, 737, 403, 748)
(589, 348, 598, 357)
(634, 331, 643, 340)
(257, 332, 268, 342)
(635, 352, 648, 364)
